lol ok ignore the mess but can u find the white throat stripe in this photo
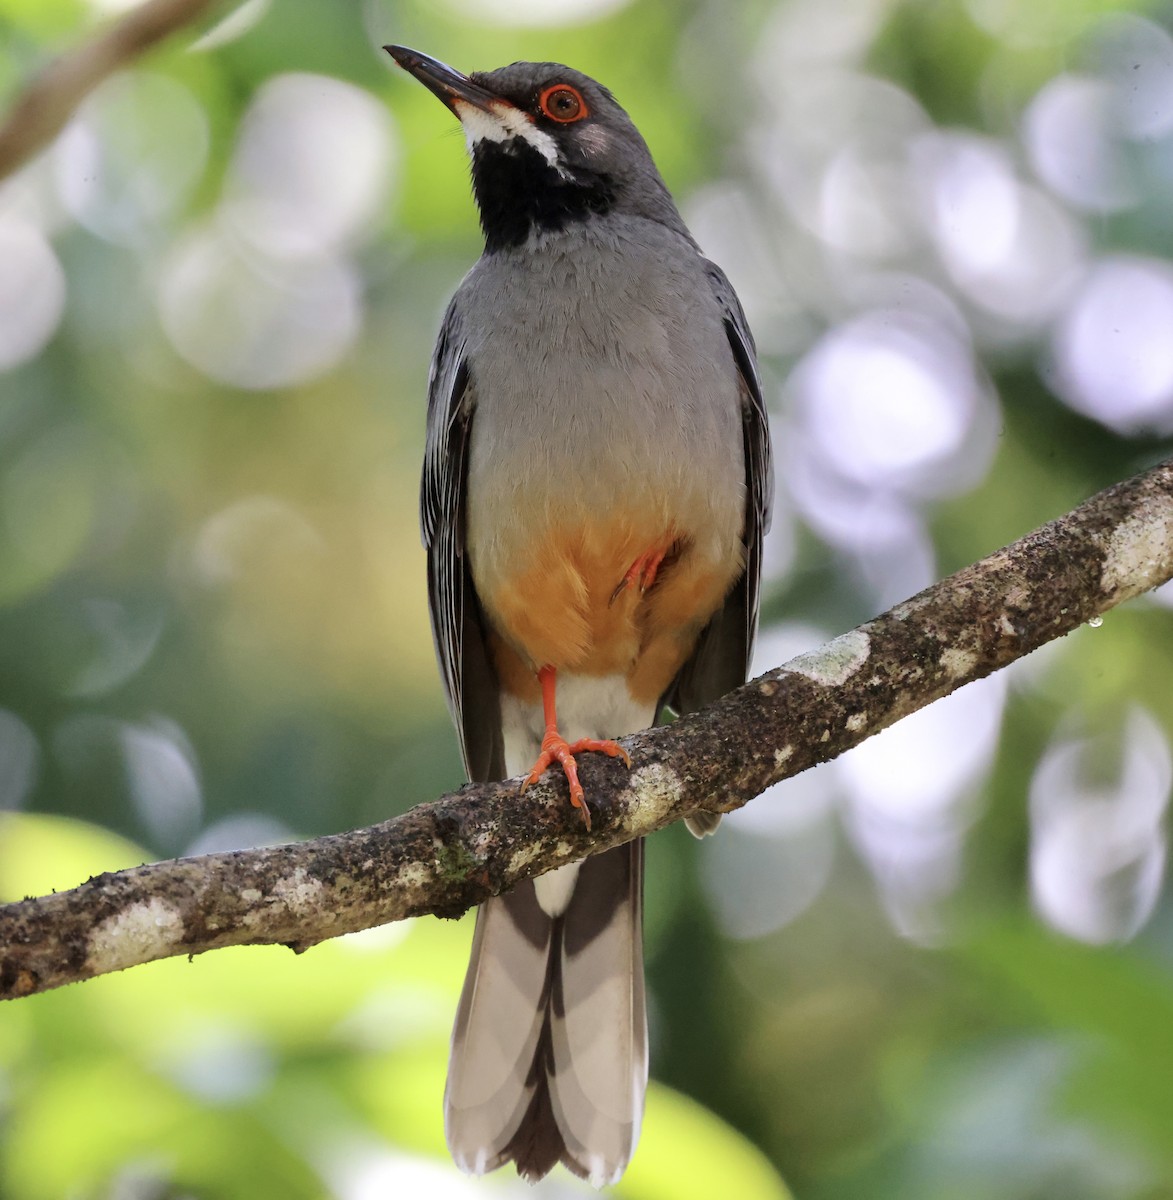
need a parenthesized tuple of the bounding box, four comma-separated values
(455, 100, 562, 170)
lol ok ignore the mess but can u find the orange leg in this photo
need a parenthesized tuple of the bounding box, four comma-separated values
(520, 665, 632, 831)
(609, 544, 669, 605)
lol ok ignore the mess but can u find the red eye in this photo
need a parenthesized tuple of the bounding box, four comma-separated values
(539, 84, 588, 123)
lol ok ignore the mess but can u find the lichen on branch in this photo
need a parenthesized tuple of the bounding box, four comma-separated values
(1, 459, 1171, 1001)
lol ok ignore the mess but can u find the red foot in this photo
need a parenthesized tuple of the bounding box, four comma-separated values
(521, 733, 631, 831)
(518, 666, 633, 831)
(610, 545, 668, 605)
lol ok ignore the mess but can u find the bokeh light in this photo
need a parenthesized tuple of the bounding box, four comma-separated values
(329, 1149, 500, 1200)
(223, 73, 396, 260)
(841, 672, 1008, 940)
(67, 598, 165, 699)
(158, 222, 363, 389)
(0, 215, 66, 369)
(0, 709, 39, 810)
(119, 717, 203, 851)
(918, 133, 1087, 327)
(1051, 256, 1173, 434)
(190, 495, 325, 588)
(54, 71, 210, 247)
(1094, 14, 1173, 141)
(793, 309, 983, 493)
(1023, 75, 1133, 214)
(1030, 707, 1170, 944)
(155, 72, 395, 389)
(703, 762, 839, 940)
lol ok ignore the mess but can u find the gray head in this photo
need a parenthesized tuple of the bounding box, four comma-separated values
(386, 47, 688, 252)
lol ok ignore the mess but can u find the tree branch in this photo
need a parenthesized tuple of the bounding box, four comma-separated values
(0, 0, 224, 183)
(2, 459, 1171, 1001)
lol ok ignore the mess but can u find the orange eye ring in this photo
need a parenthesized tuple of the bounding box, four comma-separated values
(538, 83, 589, 123)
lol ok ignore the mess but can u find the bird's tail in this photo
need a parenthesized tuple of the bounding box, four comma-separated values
(444, 839, 646, 1186)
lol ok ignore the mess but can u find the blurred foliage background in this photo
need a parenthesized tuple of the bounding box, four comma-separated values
(3, 0, 1173, 1196)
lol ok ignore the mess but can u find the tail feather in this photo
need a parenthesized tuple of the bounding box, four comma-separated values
(445, 840, 646, 1184)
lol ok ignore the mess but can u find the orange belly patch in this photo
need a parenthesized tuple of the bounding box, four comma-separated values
(482, 514, 741, 707)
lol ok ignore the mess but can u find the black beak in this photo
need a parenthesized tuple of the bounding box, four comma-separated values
(384, 45, 501, 115)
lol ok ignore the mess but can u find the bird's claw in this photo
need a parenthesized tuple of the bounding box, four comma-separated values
(520, 733, 632, 831)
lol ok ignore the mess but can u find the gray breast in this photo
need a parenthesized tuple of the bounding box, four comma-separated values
(459, 217, 745, 559)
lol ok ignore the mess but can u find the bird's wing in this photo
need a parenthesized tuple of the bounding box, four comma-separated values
(663, 261, 773, 834)
(421, 295, 505, 783)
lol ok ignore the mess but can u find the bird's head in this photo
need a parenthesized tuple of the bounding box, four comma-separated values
(386, 46, 685, 252)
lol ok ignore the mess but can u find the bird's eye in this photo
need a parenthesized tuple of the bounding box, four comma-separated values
(539, 84, 588, 123)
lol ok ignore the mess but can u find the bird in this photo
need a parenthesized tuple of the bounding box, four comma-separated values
(385, 45, 773, 1187)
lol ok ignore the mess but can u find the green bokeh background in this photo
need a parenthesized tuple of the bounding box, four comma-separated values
(3, 0, 1173, 1197)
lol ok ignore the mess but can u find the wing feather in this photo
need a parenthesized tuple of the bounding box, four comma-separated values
(666, 262, 773, 834)
(420, 297, 504, 782)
